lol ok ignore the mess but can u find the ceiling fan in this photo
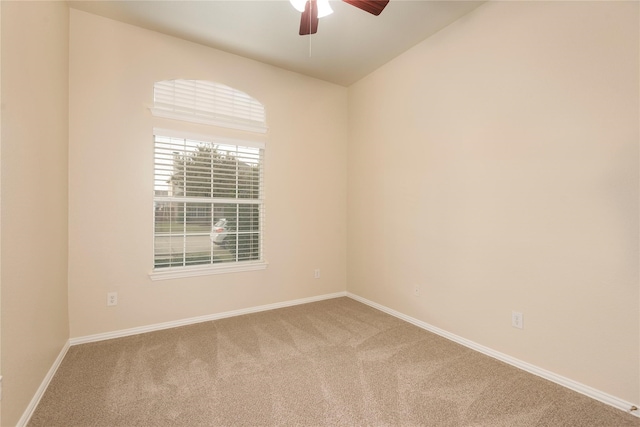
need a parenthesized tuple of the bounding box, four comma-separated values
(291, 0, 390, 35)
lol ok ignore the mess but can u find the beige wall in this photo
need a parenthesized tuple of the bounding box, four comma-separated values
(348, 1, 639, 403)
(3, 1, 638, 421)
(68, 10, 348, 338)
(1, 2, 70, 425)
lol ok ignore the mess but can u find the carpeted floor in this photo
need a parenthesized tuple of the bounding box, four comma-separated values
(29, 297, 639, 426)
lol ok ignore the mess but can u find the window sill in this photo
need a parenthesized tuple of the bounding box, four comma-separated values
(149, 261, 268, 281)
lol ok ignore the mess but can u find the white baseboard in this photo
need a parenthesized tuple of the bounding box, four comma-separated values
(70, 291, 348, 346)
(347, 292, 640, 418)
(16, 340, 70, 427)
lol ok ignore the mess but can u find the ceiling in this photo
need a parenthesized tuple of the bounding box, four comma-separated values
(68, 0, 484, 87)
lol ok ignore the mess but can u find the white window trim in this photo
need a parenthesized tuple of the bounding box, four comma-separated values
(149, 260, 268, 281)
(150, 127, 266, 279)
(153, 128, 265, 150)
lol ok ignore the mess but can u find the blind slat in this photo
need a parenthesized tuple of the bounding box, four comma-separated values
(152, 79, 267, 133)
(153, 131, 264, 270)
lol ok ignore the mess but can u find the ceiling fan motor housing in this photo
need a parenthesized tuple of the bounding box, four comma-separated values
(299, 0, 390, 35)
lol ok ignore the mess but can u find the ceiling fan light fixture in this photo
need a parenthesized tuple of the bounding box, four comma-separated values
(289, 0, 306, 13)
(290, 0, 333, 18)
(317, 0, 333, 18)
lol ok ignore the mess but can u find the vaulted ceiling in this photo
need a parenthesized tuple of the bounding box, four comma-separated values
(69, 1, 484, 86)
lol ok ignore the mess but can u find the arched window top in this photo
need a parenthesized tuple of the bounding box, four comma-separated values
(152, 79, 267, 133)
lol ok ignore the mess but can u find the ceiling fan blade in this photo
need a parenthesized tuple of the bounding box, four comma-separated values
(299, 0, 319, 35)
(342, 0, 389, 16)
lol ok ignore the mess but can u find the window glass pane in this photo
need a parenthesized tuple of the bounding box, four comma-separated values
(238, 161, 261, 199)
(237, 233, 260, 261)
(238, 204, 260, 232)
(184, 233, 212, 266)
(154, 235, 185, 269)
(153, 133, 263, 271)
(185, 202, 212, 233)
(155, 202, 185, 234)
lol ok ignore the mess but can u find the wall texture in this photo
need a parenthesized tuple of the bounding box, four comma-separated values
(4, 1, 639, 422)
(1, 2, 70, 425)
(68, 10, 348, 338)
(347, 1, 639, 404)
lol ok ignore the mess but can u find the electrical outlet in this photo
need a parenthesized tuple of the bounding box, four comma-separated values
(107, 292, 118, 307)
(314, 269, 320, 279)
(413, 285, 420, 296)
(512, 311, 523, 329)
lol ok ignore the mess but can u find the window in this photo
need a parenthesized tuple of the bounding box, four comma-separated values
(151, 79, 267, 133)
(150, 80, 267, 279)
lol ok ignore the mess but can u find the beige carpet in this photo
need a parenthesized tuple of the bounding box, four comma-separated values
(29, 297, 639, 426)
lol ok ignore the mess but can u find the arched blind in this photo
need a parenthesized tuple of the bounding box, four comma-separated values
(152, 79, 267, 133)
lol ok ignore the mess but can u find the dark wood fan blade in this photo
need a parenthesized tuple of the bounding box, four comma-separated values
(342, 0, 389, 16)
(299, 0, 319, 35)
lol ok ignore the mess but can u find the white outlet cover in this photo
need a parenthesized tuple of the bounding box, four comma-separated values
(107, 292, 118, 306)
(512, 311, 523, 329)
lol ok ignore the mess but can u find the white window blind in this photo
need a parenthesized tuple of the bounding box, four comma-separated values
(153, 131, 265, 273)
(152, 80, 267, 133)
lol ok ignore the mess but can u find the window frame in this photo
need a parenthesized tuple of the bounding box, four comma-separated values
(149, 129, 267, 281)
(149, 79, 268, 280)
